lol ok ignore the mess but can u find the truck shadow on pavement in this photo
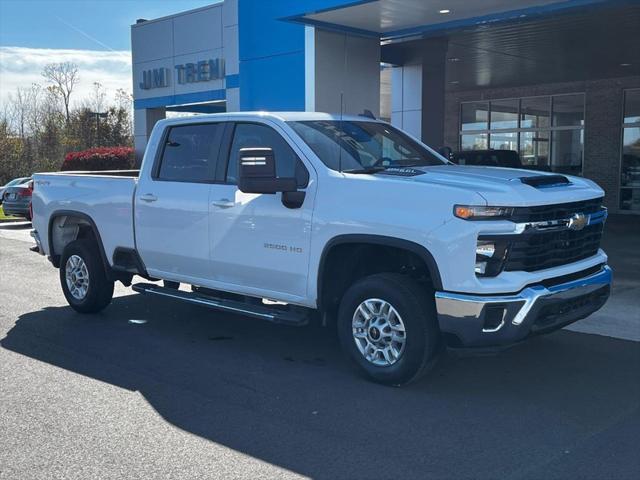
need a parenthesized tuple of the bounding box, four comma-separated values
(2, 294, 639, 479)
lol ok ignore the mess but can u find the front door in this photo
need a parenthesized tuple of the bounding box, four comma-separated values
(135, 122, 223, 283)
(208, 121, 315, 303)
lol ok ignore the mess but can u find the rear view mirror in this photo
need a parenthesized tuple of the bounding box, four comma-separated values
(238, 147, 297, 194)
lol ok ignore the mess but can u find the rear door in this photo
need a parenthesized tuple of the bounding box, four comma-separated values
(135, 122, 223, 283)
(207, 121, 316, 302)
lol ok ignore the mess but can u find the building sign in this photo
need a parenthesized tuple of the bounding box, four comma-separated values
(139, 58, 225, 90)
(139, 68, 170, 90)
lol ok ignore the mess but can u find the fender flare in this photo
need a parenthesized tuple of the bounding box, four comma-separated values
(47, 210, 110, 273)
(317, 234, 443, 304)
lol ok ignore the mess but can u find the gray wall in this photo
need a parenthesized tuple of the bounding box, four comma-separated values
(307, 28, 380, 116)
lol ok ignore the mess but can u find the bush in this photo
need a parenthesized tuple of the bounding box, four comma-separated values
(61, 147, 134, 171)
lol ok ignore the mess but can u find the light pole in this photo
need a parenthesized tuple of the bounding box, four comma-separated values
(89, 111, 108, 147)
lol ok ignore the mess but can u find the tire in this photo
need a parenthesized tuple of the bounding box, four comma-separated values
(60, 239, 114, 313)
(337, 273, 441, 386)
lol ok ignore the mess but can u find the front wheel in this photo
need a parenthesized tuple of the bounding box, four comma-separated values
(60, 239, 114, 313)
(337, 273, 441, 386)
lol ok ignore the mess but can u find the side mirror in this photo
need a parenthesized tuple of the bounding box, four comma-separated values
(238, 147, 297, 194)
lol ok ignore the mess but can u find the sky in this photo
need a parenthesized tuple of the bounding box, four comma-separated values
(0, 0, 218, 107)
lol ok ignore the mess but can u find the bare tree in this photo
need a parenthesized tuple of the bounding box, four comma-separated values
(42, 62, 79, 124)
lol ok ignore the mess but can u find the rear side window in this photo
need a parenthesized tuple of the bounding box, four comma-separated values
(226, 123, 309, 187)
(157, 123, 223, 182)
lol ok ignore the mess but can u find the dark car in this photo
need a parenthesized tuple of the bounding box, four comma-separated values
(0, 177, 31, 205)
(451, 149, 523, 168)
(2, 179, 33, 220)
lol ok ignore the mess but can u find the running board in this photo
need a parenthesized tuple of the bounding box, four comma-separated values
(132, 283, 309, 326)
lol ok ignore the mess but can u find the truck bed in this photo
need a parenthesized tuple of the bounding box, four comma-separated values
(32, 171, 139, 262)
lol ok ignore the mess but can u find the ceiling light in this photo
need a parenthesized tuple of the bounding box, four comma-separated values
(620, 63, 631, 67)
(449, 80, 459, 85)
(439, 9, 451, 14)
(448, 57, 460, 62)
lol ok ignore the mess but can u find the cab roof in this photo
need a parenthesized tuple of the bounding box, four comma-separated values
(159, 111, 381, 126)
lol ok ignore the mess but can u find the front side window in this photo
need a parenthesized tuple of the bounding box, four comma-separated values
(288, 120, 445, 172)
(226, 123, 309, 187)
(157, 123, 222, 182)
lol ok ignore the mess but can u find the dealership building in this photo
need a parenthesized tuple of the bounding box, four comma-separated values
(131, 0, 640, 213)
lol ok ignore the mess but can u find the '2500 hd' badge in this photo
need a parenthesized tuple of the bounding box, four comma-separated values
(264, 243, 303, 253)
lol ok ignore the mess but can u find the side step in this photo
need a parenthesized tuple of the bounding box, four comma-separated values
(132, 283, 309, 326)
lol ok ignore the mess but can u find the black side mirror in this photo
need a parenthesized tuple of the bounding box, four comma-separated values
(238, 147, 297, 194)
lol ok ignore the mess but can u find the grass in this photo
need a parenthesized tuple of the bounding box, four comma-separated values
(0, 204, 19, 221)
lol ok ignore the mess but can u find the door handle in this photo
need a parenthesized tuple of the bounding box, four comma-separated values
(212, 198, 235, 208)
(140, 193, 157, 203)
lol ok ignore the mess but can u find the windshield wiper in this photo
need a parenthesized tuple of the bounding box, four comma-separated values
(342, 166, 388, 174)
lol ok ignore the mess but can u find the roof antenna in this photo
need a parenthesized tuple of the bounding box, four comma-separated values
(339, 91, 344, 174)
(338, 33, 347, 174)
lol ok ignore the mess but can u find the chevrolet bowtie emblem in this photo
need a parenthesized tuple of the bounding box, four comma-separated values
(568, 213, 588, 231)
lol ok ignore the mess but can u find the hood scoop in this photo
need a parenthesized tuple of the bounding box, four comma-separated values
(520, 175, 571, 188)
(376, 167, 426, 177)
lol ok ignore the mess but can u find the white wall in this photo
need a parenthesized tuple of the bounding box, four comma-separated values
(306, 28, 380, 116)
(391, 64, 422, 138)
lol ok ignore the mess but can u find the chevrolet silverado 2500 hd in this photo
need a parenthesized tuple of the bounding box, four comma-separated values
(30, 112, 611, 385)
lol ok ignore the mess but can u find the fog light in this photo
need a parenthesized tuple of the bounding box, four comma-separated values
(475, 240, 508, 277)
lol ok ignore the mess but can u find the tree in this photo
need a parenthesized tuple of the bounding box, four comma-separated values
(42, 62, 79, 125)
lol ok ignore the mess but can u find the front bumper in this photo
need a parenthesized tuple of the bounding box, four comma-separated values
(435, 265, 612, 347)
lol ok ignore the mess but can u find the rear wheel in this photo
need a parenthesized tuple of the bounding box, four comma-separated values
(337, 273, 441, 386)
(60, 239, 114, 313)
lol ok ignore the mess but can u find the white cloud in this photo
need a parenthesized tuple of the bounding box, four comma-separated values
(0, 46, 132, 108)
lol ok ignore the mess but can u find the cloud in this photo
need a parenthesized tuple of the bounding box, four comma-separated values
(0, 46, 132, 107)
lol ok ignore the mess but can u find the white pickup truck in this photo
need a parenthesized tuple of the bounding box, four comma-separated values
(31, 112, 611, 385)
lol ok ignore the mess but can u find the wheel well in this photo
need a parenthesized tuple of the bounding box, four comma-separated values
(49, 215, 95, 262)
(318, 241, 438, 316)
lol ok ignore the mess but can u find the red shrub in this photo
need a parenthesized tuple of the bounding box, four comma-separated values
(61, 147, 134, 171)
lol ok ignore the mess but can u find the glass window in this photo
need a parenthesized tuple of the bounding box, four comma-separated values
(460, 134, 487, 151)
(620, 188, 640, 211)
(227, 123, 308, 187)
(288, 120, 444, 172)
(521, 96, 550, 129)
(490, 99, 518, 129)
(551, 129, 583, 175)
(461, 102, 489, 131)
(158, 123, 222, 182)
(624, 89, 640, 124)
(552, 94, 584, 127)
(621, 127, 640, 188)
(519, 131, 550, 170)
(489, 131, 517, 151)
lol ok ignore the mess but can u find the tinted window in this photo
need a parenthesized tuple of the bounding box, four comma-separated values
(227, 123, 309, 187)
(158, 123, 222, 182)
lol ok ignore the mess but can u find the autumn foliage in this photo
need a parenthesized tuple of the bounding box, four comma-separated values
(61, 147, 135, 171)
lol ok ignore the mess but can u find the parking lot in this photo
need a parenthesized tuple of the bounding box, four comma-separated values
(1, 220, 639, 480)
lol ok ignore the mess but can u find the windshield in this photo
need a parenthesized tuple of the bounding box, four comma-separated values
(288, 120, 446, 172)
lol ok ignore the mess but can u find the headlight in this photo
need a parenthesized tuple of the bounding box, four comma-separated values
(454, 205, 513, 220)
(475, 240, 508, 277)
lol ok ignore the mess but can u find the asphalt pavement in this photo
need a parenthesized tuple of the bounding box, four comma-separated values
(1, 223, 639, 479)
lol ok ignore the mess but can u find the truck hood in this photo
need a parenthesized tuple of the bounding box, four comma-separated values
(378, 165, 604, 206)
